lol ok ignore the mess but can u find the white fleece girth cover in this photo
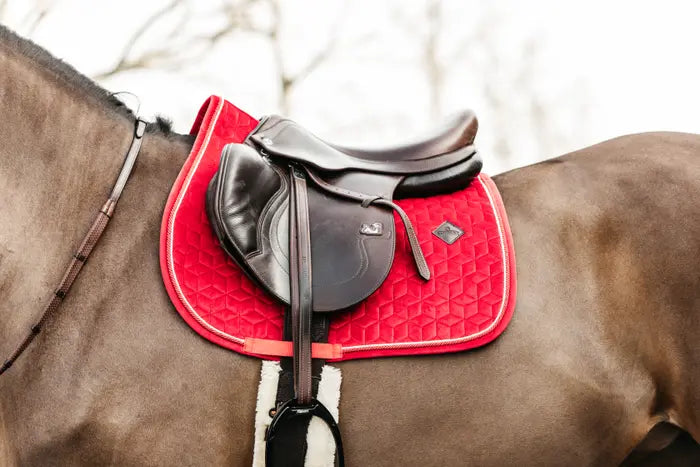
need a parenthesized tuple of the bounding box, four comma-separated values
(252, 362, 342, 467)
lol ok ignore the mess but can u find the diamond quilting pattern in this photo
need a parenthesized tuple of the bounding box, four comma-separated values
(161, 96, 516, 361)
(328, 186, 503, 346)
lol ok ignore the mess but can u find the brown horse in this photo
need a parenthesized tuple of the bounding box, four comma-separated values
(0, 26, 698, 466)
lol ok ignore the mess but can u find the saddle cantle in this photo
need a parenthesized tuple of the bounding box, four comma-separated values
(206, 114, 482, 312)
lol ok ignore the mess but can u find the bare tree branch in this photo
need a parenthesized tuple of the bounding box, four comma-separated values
(94, 0, 185, 80)
(92, 0, 265, 81)
(4, 0, 57, 37)
(267, 0, 347, 113)
(88, 0, 346, 116)
(121, 0, 183, 61)
(24, 5, 50, 36)
(289, 33, 339, 85)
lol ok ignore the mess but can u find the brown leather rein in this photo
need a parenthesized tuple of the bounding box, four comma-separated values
(0, 118, 147, 375)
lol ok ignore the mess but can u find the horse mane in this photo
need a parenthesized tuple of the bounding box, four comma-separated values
(0, 24, 174, 135)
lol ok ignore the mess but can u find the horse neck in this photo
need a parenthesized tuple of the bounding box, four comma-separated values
(0, 41, 193, 348)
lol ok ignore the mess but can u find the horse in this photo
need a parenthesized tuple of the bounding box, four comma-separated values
(0, 25, 697, 466)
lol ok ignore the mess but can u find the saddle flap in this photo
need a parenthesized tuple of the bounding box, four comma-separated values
(207, 143, 397, 312)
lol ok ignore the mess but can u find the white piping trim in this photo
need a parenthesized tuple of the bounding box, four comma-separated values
(166, 106, 511, 353)
(341, 175, 510, 353)
(166, 97, 246, 344)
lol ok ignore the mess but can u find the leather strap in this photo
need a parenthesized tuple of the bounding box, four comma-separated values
(289, 165, 313, 404)
(303, 166, 430, 280)
(267, 168, 345, 466)
(0, 118, 147, 375)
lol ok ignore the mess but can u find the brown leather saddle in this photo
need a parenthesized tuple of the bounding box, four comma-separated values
(206, 112, 481, 466)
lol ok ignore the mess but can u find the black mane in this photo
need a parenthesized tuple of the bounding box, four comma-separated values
(0, 24, 174, 134)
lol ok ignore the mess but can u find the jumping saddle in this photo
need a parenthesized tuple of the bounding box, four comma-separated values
(206, 111, 482, 466)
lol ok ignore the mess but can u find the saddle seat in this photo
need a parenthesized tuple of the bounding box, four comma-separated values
(332, 110, 477, 161)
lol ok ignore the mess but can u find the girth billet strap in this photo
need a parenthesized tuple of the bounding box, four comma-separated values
(0, 118, 147, 376)
(289, 165, 314, 404)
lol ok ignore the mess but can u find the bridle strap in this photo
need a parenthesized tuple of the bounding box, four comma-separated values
(0, 118, 147, 375)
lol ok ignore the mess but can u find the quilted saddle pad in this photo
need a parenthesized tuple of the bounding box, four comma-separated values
(160, 96, 517, 361)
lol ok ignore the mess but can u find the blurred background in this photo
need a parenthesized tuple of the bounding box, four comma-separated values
(2, 0, 699, 174)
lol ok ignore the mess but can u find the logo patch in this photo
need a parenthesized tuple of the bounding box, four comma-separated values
(432, 221, 464, 244)
(360, 222, 383, 236)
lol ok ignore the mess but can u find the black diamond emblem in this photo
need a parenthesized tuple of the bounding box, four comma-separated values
(432, 221, 464, 245)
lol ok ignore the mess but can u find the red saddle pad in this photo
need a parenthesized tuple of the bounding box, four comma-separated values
(160, 96, 517, 361)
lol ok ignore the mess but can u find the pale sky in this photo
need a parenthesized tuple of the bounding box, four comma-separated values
(2, 0, 699, 174)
